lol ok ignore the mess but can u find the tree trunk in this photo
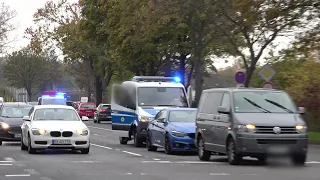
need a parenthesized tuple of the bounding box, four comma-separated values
(26, 88, 32, 102)
(244, 65, 256, 87)
(103, 70, 113, 103)
(193, 57, 204, 108)
(186, 61, 194, 88)
(86, 85, 91, 102)
(179, 54, 187, 86)
(95, 76, 103, 106)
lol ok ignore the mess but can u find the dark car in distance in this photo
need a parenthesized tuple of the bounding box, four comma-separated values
(94, 104, 111, 123)
(0, 102, 33, 145)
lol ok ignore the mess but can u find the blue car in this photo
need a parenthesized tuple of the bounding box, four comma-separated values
(146, 108, 197, 154)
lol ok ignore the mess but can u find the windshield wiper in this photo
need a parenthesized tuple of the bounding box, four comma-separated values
(264, 99, 294, 113)
(243, 97, 271, 113)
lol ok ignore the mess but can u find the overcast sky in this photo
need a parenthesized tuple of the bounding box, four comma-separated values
(1, 0, 293, 70)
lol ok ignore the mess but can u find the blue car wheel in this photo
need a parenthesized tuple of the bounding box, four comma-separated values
(164, 135, 173, 155)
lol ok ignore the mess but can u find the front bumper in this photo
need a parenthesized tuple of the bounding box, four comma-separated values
(31, 134, 90, 149)
(236, 133, 308, 156)
(0, 127, 22, 141)
(170, 135, 197, 151)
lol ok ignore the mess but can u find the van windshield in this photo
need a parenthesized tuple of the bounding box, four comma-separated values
(138, 87, 188, 107)
(233, 91, 297, 113)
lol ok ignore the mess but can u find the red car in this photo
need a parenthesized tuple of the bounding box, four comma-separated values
(77, 102, 96, 118)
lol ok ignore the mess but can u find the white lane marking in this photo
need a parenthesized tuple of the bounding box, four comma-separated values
(115, 149, 120, 151)
(122, 151, 142, 157)
(0, 164, 13, 166)
(125, 173, 132, 175)
(70, 161, 96, 163)
(24, 169, 40, 175)
(90, 143, 112, 150)
(153, 158, 161, 161)
(93, 134, 108, 138)
(210, 173, 230, 176)
(6, 174, 31, 177)
(87, 126, 113, 132)
(0, 161, 13, 163)
(141, 161, 221, 164)
(4, 157, 15, 162)
(40, 177, 52, 180)
(141, 173, 146, 175)
(306, 161, 320, 164)
(241, 174, 258, 176)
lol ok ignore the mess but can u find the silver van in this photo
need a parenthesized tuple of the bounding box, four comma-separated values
(195, 88, 308, 165)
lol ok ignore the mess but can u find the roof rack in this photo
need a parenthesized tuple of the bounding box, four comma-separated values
(132, 76, 181, 83)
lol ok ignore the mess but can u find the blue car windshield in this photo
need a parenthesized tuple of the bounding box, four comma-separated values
(138, 87, 188, 107)
(169, 110, 197, 122)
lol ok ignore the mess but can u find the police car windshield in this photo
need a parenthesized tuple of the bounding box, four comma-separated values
(41, 99, 66, 105)
(233, 91, 297, 113)
(138, 87, 188, 107)
(34, 108, 80, 121)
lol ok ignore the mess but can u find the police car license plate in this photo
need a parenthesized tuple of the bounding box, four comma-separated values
(14, 134, 21, 138)
(52, 140, 71, 145)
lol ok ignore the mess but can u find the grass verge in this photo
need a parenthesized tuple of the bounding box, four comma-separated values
(309, 132, 320, 143)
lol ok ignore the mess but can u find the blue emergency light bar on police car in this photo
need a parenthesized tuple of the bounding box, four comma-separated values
(132, 76, 181, 83)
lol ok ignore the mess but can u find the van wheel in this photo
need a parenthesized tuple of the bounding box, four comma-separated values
(133, 129, 143, 147)
(0, 140, 2, 145)
(257, 155, 267, 165)
(291, 153, 306, 166)
(227, 138, 241, 165)
(197, 137, 211, 161)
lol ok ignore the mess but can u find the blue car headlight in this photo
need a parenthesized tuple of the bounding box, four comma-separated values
(171, 130, 187, 137)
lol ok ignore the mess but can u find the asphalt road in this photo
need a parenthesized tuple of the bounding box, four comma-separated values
(0, 120, 319, 180)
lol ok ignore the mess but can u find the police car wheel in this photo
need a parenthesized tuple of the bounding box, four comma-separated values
(133, 130, 143, 147)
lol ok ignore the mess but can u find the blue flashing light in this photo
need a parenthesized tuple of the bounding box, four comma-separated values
(174, 76, 181, 83)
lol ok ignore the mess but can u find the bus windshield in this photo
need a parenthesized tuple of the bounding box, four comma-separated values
(138, 87, 188, 107)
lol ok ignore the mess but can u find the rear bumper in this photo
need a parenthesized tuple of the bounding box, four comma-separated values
(78, 112, 94, 117)
(97, 114, 112, 121)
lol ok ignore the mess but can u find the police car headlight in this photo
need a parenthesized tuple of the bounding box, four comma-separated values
(76, 128, 89, 136)
(32, 128, 46, 135)
(139, 116, 154, 123)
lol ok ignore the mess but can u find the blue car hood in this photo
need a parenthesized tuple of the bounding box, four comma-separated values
(169, 122, 195, 133)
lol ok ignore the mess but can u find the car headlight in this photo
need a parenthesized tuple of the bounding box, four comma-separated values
(32, 128, 46, 135)
(138, 116, 154, 123)
(0, 122, 9, 129)
(171, 130, 187, 137)
(76, 128, 89, 136)
(296, 125, 307, 134)
(237, 124, 256, 133)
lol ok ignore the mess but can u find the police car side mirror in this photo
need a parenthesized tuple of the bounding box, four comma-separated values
(298, 107, 306, 114)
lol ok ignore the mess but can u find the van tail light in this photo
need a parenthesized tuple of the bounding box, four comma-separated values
(99, 110, 106, 113)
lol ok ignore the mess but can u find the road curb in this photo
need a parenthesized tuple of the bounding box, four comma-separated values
(309, 142, 320, 147)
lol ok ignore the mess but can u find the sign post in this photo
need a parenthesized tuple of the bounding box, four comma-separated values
(235, 71, 246, 87)
(258, 64, 276, 89)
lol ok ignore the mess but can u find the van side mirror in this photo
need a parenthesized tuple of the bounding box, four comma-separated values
(158, 118, 166, 123)
(218, 106, 230, 114)
(22, 116, 30, 121)
(298, 107, 306, 114)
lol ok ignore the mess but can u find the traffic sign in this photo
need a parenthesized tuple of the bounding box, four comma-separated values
(261, 81, 274, 89)
(235, 71, 246, 84)
(258, 63, 276, 81)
